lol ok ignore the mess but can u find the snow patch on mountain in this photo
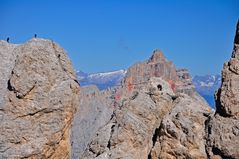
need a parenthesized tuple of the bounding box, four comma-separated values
(77, 69, 127, 90)
(199, 81, 214, 87)
(193, 74, 221, 94)
(88, 69, 127, 79)
(76, 71, 88, 80)
(192, 74, 221, 108)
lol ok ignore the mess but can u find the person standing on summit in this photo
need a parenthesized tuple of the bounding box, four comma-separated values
(7, 37, 9, 43)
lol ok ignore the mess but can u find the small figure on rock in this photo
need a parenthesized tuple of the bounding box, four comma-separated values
(7, 37, 10, 43)
(34, 34, 37, 38)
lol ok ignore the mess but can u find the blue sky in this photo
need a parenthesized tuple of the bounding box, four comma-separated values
(0, 0, 238, 75)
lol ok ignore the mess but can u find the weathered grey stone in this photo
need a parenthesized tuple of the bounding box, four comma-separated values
(215, 20, 239, 117)
(80, 77, 177, 159)
(74, 50, 212, 159)
(176, 68, 195, 95)
(0, 38, 80, 158)
(150, 94, 211, 159)
(71, 86, 114, 159)
(0, 41, 18, 108)
(206, 114, 239, 159)
(123, 49, 178, 92)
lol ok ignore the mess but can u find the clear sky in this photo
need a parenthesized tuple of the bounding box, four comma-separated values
(0, 0, 238, 75)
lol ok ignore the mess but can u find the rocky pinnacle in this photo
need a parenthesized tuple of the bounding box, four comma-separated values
(206, 20, 239, 159)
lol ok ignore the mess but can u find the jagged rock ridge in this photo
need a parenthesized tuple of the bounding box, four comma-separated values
(71, 86, 114, 159)
(77, 69, 221, 108)
(72, 48, 211, 158)
(124, 49, 178, 91)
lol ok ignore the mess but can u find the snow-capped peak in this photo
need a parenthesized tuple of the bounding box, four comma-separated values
(88, 69, 127, 79)
(193, 74, 221, 88)
(76, 69, 127, 90)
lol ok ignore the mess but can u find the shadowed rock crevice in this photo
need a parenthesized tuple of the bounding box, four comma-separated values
(7, 79, 13, 91)
(212, 146, 234, 159)
(215, 88, 233, 117)
(147, 153, 152, 159)
(147, 125, 162, 159)
(7, 78, 37, 99)
(152, 127, 160, 147)
(107, 124, 116, 149)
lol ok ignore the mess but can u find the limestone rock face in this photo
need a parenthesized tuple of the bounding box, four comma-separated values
(80, 77, 176, 159)
(216, 20, 239, 117)
(71, 86, 114, 159)
(78, 77, 211, 159)
(73, 49, 211, 159)
(124, 49, 178, 90)
(176, 68, 195, 95)
(0, 39, 80, 158)
(124, 50, 201, 98)
(0, 41, 18, 107)
(206, 114, 239, 159)
(206, 20, 239, 159)
(150, 94, 210, 159)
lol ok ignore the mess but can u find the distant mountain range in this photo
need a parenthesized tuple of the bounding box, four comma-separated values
(192, 75, 221, 107)
(77, 69, 127, 90)
(193, 75, 221, 95)
(77, 70, 221, 108)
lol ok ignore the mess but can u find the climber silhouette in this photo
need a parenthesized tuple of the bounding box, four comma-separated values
(7, 37, 9, 43)
(34, 34, 37, 38)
